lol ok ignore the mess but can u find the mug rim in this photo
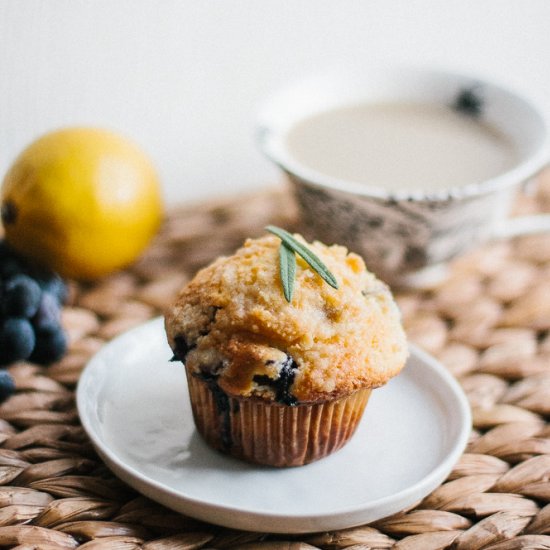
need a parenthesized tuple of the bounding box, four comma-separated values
(257, 65, 550, 202)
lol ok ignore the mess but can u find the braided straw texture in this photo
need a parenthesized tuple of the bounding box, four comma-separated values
(1, 173, 550, 549)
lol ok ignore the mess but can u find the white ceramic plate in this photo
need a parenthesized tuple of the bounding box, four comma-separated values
(77, 317, 471, 534)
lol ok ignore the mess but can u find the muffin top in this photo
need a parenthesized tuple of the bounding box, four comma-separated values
(165, 233, 408, 404)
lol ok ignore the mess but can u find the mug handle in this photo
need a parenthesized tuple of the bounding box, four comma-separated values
(401, 214, 550, 288)
(491, 214, 550, 240)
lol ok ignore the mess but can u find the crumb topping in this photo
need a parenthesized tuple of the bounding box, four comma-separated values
(165, 234, 408, 403)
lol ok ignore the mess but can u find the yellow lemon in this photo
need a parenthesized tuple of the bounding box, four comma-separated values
(1, 127, 163, 279)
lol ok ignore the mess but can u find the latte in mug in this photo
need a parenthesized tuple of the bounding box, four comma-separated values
(285, 102, 517, 193)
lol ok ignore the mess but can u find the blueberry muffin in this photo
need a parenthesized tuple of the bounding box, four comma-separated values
(165, 230, 408, 467)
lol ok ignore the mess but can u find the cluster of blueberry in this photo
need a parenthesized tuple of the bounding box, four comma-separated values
(0, 240, 68, 400)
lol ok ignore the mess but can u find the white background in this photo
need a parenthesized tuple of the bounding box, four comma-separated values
(0, 1, 549, 205)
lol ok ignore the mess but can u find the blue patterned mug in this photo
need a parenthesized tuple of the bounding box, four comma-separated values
(257, 66, 550, 286)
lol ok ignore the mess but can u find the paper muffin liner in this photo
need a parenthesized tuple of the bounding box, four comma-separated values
(186, 371, 372, 467)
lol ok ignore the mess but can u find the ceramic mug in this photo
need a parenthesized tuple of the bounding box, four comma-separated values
(257, 66, 550, 286)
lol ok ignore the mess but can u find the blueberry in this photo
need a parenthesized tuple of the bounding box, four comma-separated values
(3, 274, 42, 318)
(0, 240, 12, 260)
(0, 318, 36, 364)
(173, 336, 194, 363)
(32, 292, 61, 332)
(0, 370, 16, 402)
(33, 271, 69, 305)
(252, 354, 298, 406)
(0, 240, 26, 278)
(0, 255, 24, 280)
(30, 328, 67, 364)
(196, 371, 233, 450)
(0, 242, 67, 366)
(38, 275, 68, 304)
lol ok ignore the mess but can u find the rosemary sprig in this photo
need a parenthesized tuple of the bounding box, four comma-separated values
(266, 225, 338, 302)
(279, 242, 296, 302)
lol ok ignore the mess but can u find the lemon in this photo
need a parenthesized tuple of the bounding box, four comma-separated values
(1, 127, 163, 279)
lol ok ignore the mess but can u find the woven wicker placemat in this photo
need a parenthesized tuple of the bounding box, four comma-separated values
(1, 174, 550, 550)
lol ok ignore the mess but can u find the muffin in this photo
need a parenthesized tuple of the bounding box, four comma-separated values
(165, 229, 408, 467)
